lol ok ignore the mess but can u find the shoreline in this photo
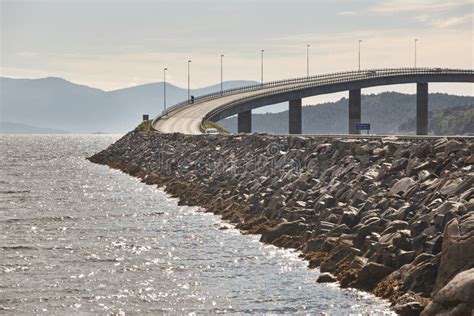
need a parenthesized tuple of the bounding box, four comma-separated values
(88, 128, 474, 315)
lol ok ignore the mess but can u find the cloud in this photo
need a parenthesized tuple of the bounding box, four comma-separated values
(370, 0, 473, 13)
(430, 13, 474, 28)
(369, 0, 474, 30)
(17, 51, 38, 58)
(338, 11, 356, 16)
(2, 28, 472, 91)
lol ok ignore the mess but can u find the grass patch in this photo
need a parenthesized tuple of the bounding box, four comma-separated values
(202, 120, 229, 134)
(138, 120, 152, 133)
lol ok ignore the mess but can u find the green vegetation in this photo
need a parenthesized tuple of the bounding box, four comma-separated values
(138, 120, 152, 133)
(399, 105, 474, 135)
(218, 92, 474, 134)
(202, 120, 229, 134)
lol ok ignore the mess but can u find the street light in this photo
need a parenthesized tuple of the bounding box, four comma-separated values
(307, 44, 310, 77)
(220, 54, 224, 94)
(358, 40, 362, 71)
(187, 60, 191, 101)
(261, 49, 264, 85)
(163, 67, 168, 113)
(414, 38, 418, 68)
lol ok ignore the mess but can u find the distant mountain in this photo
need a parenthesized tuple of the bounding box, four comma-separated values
(399, 105, 474, 135)
(0, 76, 256, 133)
(1, 77, 473, 135)
(218, 92, 474, 135)
(0, 121, 69, 134)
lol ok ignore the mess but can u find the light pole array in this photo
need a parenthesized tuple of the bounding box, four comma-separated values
(220, 54, 224, 94)
(187, 60, 191, 101)
(163, 67, 168, 113)
(159, 38, 431, 115)
(307, 44, 310, 77)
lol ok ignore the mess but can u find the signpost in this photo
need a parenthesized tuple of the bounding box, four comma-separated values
(355, 123, 371, 135)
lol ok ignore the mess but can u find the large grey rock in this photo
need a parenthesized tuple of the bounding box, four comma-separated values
(433, 218, 474, 295)
(350, 262, 394, 291)
(402, 256, 438, 296)
(317, 272, 337, 283)
(394, 302, 424, 316)
(260, 220, 305, 244)
(421, 268, 474, 316)
(444, 140, 464, 155)
(390, 177, 416, 196)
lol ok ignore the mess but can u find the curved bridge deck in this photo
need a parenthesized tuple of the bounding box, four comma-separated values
(153, 68, 474, 135)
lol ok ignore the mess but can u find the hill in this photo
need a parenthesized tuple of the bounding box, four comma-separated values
(1, 77, 472, 135)
(399, 105, 474, 135)
(0, 77, 255, 133)
(218, 92, 474, 135)
(0, 121, 69, 134)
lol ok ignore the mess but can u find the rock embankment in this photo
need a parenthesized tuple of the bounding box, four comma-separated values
(89, 128, 474, 315)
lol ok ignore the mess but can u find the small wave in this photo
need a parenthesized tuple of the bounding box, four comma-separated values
(1, 245, 38, 251)
(0, 190, 30, 194)
(1, 216, 76, 223)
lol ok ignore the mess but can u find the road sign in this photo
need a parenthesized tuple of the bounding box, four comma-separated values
(355, 123, 371, 131)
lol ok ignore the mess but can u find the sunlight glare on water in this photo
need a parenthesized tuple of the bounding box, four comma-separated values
(0, 135, 394, 314)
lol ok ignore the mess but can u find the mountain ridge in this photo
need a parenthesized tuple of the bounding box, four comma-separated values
(219, 92, 474, 135)
(0, 76, 258, 133)
(1, 76, 473, 134)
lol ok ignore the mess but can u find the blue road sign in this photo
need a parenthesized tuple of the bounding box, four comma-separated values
(355, 123, 371, 131)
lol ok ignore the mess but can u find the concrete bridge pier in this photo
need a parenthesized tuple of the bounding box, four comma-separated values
(349, 88, 361, 134)
(238, 110, 252, 133)
(417, 83, 428, 135)
(289, 99, 302, 134)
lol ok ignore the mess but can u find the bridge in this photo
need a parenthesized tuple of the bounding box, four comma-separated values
(153, 68, 474, 135)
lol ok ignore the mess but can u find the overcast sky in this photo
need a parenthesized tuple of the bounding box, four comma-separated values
(1, 0, 473, 101)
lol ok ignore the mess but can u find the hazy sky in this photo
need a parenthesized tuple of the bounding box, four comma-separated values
(1, 0, 473, 101)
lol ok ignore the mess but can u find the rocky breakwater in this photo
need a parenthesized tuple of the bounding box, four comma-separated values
(89, 128, 474, 315)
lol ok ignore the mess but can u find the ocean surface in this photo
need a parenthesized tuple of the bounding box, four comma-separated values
(0, 134, 394, 314)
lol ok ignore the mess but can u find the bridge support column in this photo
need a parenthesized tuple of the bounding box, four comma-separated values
(416, 83, 428, 135)
(238, 110, 252, 133)
(349, 89, 361, 134)
(289, 99, 302, 134)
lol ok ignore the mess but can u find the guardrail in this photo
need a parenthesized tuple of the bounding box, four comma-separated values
(198, 68, 474, 132)
(159, 67, 443, 118)
(153, 68, 380, 129)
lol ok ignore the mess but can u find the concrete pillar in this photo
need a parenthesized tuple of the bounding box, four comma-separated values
(349, 89, 361, 134)
(416, 83, 428, 135)
(238, 110, 252, 133)
(289, 99, 302, 134)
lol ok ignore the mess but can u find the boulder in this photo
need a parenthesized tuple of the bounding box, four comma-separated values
(260, 220, 306, 243)
(317, 272, 337, 283)
(421, 268, 474, 316)
(433, 218, 474, 294)
(350, 262, 394, 291)
(394, 302, 425, 316)
(443, 139, 464, 155)
(402, 256, 438, 296)
(390, 177, 416, 196)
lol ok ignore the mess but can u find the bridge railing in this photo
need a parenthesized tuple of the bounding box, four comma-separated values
(159, 67, 437, 118)
(199, 68, 474, 132)
(153, 69, 378, 127)
(159, 69, 366, 116)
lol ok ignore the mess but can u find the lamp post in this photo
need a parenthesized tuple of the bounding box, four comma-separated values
(358, 40, 362, 71)
(187, 60, 191, 101)
(163, 67, 167, 113)
(414, 38, 418, 68)
(307, 44, 310, 77)
(220, 54, 224, 94)
(261, 49, 264, 85)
